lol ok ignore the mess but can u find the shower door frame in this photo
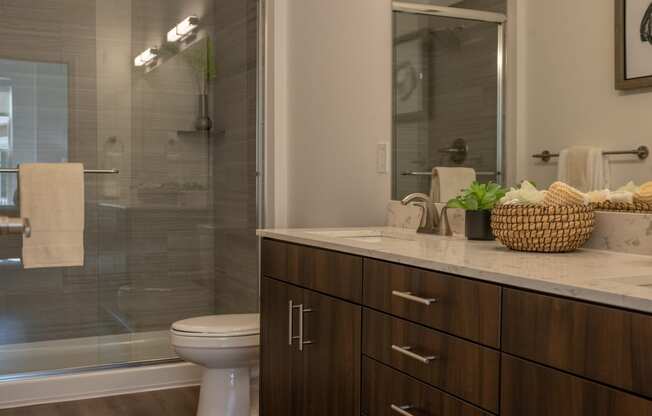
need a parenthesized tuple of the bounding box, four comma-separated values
(391, 2, 507, 198)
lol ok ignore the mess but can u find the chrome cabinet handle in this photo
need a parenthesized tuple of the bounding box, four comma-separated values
(392, 345, 438, 364)
(392, 290, 437, 306)
(289, 300, 314, 351)
(391, 404, 417, 416)
(298, 304, 313, 351)
(288, 300, 301, 346)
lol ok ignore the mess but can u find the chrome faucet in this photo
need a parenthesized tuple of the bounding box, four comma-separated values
(401, 193, 452, 236)
(401, 193, 438, 235)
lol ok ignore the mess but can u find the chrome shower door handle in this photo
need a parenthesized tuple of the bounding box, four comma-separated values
(298, 304, 313, 351)
(437, 138, 468, 163)
(390, 404, 417, 416)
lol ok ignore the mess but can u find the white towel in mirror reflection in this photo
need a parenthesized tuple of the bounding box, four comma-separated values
(430, 167, 477, 203)
(558, 146, 610, 192)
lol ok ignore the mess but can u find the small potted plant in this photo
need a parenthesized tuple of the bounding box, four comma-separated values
(447, 181, 507, 240)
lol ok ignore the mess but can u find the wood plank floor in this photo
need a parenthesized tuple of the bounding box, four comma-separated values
(0, 387, 199, 416)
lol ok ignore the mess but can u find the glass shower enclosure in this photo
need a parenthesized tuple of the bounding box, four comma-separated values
(0, 0, 261, 378)
(392, 1, 506, 200)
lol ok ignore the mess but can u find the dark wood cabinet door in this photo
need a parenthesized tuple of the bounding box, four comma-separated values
(362, 358, 490, 416)
(301, 289, 362, 416)
(363, 309, 500, 413)
(501, 354, 652, 416)
(262, 239, 363, 302)
(260, 277, 304, 416)
(363, 258, 501, 347)
(502, 288, 652, 398)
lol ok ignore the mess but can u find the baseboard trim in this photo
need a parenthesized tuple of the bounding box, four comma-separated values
(0, 362, 202, 409)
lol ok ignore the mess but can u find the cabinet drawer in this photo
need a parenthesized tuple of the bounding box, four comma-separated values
(261, 239, 363, 302)
(362, 357, 490, 416)
(502, 288, 652, 398)
(501, 354, 652, 416)
(363, 259, 501, 347)
(363, 309, 499, 413)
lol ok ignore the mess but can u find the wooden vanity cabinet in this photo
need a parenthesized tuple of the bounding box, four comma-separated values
(362, 358, 491, 416)
(502, 288, 652, 399)
(261, 244, 361, 416)
(501, 355, 652, 416)
(363, 258, 501, 348)
(261, 238, 652, 416)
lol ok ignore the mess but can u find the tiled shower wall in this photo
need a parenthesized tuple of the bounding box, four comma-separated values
(0, 0, 258, 350)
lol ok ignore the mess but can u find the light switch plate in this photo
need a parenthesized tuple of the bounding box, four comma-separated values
(376, 142, 389, 174)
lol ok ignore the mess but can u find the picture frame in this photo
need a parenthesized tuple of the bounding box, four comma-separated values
(616, 0, 652, 90)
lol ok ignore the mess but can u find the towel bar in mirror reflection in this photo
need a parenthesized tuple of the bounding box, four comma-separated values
(0, 217, 30, 237)
(532, 146, 650, 163)
(401, 171, 498, 177)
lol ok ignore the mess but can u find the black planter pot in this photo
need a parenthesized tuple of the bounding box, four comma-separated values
(465, 210, 494, 241)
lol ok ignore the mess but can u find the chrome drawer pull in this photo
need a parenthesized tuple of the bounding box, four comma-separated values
(390, 404, 417, 416)
(392, 290, 437, 306)
(392, 344, 438, 364)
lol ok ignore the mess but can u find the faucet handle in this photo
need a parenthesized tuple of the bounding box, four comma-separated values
(437, 206, 453, 237)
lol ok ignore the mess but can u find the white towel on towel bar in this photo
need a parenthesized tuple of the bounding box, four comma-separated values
(430, 167, 477, 203)
(557, 146, 610, 192)
(19, 163, 85, 269)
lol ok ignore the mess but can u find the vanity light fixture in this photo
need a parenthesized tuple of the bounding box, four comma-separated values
(167, 16, 200, 43)
(133, 48, 159, 67)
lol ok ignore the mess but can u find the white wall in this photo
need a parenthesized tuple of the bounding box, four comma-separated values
(266, 0, 392, 228)
(516, 0, 652, 189)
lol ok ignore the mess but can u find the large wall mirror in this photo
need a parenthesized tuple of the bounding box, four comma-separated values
(393, 0, 652, 212)
(392, 2, 506, 200)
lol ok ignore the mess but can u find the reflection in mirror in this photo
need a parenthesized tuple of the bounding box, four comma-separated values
(392, 6, 504, 200)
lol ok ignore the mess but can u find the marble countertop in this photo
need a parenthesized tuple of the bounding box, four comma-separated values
(257, 227, 652, 313)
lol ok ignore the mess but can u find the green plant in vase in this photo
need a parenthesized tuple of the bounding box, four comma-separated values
(448, 182, 507, 240)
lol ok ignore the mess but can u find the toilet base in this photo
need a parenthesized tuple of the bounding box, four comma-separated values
(197, 367, 251, 416)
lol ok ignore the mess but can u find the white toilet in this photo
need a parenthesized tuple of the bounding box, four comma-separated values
(170, 314, 260, 416)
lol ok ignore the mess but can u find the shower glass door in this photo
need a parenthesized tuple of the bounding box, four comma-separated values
(0, 0, 260, 378)
(392, 2, 505, 200)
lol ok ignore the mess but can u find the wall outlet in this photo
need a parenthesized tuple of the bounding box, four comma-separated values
(376, 142, 389, 174)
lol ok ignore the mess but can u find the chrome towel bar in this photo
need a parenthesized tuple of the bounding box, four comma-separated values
(0, 217, 31, 237)
(532, 146, 650, 163)
(0, 169, 119, 175)
(401, 171, 498, 177)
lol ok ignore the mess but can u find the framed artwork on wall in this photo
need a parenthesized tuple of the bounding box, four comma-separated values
(616, 0, 652, 89)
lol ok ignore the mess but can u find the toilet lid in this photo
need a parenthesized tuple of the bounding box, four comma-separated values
(172, 314, 260, 337)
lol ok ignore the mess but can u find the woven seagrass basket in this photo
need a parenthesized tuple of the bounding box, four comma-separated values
(590, 201, 652, 213)
(491, 205, 595, 253)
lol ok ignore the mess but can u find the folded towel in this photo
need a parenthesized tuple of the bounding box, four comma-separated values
(19, 163, 85, 269)
(430, 167, 477, 203)
(558, 146, 610, 192)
